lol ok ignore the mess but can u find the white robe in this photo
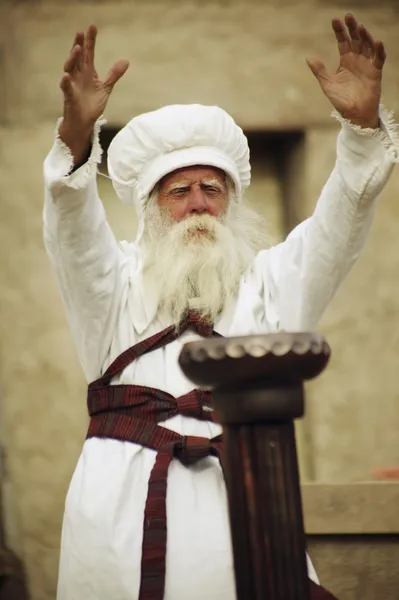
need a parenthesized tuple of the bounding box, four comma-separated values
(43, 110, 398, 600)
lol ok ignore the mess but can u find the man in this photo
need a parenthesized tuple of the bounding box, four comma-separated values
(43, 13, 397, 600)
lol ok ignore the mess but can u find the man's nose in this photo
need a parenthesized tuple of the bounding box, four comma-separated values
(188, 187, 208, 213)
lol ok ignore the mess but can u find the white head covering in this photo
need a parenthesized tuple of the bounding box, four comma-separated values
(107, 104, 251, 242)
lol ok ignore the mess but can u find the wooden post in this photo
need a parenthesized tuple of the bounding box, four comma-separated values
(179, 332, 331, 600)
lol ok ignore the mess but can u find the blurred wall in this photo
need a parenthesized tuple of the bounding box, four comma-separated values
(1, 1, 399, 599)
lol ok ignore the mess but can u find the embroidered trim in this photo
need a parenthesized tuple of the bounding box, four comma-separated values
(332, 105, 399, 162)
(54, 116, 107, 189)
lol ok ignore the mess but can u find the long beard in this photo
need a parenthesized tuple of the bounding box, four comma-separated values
(141, 199, 268, 326)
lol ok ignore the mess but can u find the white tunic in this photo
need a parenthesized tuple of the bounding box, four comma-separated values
(43, 111, 397, 600)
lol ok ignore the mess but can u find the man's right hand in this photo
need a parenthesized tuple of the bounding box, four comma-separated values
(59, 25, 129, 166)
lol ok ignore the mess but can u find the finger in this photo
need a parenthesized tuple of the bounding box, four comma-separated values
(70, 32, 84, 71)
(103, 59, 130, 91)
(306, 57, 332, 96)
(344, 13, 362, 54)
(358, 24, 376, 59)
(84, 24, 97, 65)
(373, 40, 386, 70)
(306, 57, 329, 82)
(60, 73, 74, 101)
(71, 31, 84, 52)
(64, 45, 82, 73)
(332, 18, 351, 55)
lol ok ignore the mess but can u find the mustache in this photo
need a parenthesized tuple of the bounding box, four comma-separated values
(181, 217, 220, 246)
(173, 212, 221, 230)
(155, 212, 222, 244)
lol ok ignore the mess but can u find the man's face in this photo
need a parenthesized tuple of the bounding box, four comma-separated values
(143, 165, 265, 325)
(157, 166, 229, 223)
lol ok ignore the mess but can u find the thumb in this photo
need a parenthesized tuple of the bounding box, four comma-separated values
(104, 59, 130, 91)
(306, 57, 329, 83)
(60, 73, 74, 101)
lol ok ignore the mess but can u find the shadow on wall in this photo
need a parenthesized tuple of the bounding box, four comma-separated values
(0, 451, 30, 599)
(0, 548, 30, 600)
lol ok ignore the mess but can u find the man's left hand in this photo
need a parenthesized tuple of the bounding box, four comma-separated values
(307, 13, 385, 129)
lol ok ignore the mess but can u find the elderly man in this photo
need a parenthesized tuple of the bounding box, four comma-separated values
(44, 13, 397, 600)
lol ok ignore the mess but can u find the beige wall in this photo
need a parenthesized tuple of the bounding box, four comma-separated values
(1, 1, 399, 598)
(4, 1, 399, 129)
(0, 123, 88, 598)
(304, 129, 399, 482)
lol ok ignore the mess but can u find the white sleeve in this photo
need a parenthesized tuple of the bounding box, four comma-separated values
(43, 118, 131, 382)
(255, 106, 399, 332)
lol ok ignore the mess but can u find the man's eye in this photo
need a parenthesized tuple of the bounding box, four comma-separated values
(171, 188, 187, 195)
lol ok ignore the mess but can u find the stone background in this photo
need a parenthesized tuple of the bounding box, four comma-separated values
(1, 1, 399, 598)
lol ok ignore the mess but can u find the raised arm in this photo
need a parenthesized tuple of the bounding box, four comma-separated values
(43, 26, 130, 381)
(256, 14, 398, 331)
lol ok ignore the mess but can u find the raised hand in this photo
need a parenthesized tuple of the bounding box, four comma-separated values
(59, 25, 129, 164)
(307, 14, 385, 129)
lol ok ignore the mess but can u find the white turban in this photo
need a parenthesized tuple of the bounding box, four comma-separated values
(107, 104, 251, 241)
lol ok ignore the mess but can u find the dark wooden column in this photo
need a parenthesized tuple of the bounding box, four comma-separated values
(179, 332, 330, 600)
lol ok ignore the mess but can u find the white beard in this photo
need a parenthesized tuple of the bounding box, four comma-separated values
(141, 197, 268, 326)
